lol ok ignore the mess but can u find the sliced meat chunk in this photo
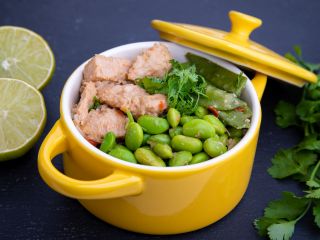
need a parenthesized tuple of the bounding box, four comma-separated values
(128, 43, 172, 81)
(75, 105, 127, 143)
(96, 82, 167, 117)
(83, 55, 131, 84)
(73, 81, 97, 127)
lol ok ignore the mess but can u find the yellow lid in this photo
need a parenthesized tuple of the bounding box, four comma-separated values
(151, 11, 317, 87)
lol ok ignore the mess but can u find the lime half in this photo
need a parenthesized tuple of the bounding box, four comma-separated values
(0, 78, 46, 161)
(0, 26, 55, 90)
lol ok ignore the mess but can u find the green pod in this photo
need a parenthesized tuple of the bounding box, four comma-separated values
(203, 115, 227, 135)
(171, 135, 202, 154)
(180, 116, 198, 125)
(100, 132, 116, 153)
(195, 106, 209, 118)
(169, 127, 183, 138)
(167, 108, 181, 128)
(109, 147, 137, 163)
(142, 133, 151, 146)
(169, 151, 193, 166)
(182, 119, 216, 139)
(137, 115, 169, 134)
(228, 127, 244, 138)
(134, 148, 166, 167)
(203, 138, 227, 157)
(190, 152, 210, 165)
(153, 143, 173, 159)
(219, 134, 229, 145)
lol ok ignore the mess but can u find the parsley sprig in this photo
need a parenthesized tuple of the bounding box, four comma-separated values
(254, 46, 320, 240)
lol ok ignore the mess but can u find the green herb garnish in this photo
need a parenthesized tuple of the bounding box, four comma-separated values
(138, 59, 207, 115)
(88, 96, 101, 112)
(254, 46, 320, 240)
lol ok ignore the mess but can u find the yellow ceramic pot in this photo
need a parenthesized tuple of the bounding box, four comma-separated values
(38, 42, 267, 234)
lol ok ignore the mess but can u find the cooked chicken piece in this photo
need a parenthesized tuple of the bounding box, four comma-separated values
(83, 55, 131, 84)
(73, 81, 97, 127)
(96, 82, 167, 117)
(76, 105, 127, 143)
(128, 43, 172, 81)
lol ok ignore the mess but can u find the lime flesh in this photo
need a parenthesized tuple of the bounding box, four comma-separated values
(0, 26, 55, 90)
(0, 78, 46, 161)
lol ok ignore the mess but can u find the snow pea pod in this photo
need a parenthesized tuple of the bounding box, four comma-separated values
(167, 108, 181, 128)
(169, 151, 193, 166)
(182, 119, 216, 139)
(138, 115, 169, 134)
(134, 148, 166, 167)
(171, 135, 202, 154)
(219, 105, 252, 129)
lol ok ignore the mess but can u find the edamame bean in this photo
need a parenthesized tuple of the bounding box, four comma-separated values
(169, 127, 183, 138)
(138, 115, 169, 134)
(125, 122, 143, 151)
(114, 144, 128, 150)
(195, 106, 209, 118)
(153, 143, 173, 159)
(203, 115, 226, 135)
(203, 138, 227, 157)
(167, 108, 181, 128)
(169, 151, 193, 166)
(219, 134, 228, 145)
(190, 152, 210, 164)
(171, 135, 202, 154)
(147, 134, 171, 146)
(142, 134, 151, 146)
(183, 119, 216, 139)
(134, 148, 166, 167)
(100, 132, 116, 153)
(228, 127, 244, 138)
(180, 116, 198, 125)
(109, 147, 137, 163)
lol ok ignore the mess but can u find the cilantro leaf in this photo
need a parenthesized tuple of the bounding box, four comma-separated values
(274, 101, 298, 128)
(296, 100, 320, 124)
(267, 221, 295, 240)
(298, 134, 320, 151)
(306, 188, 320, 199)
(268, 149, 317, 179)
(254, 217, 279, 236)
(313, 201, 320, 228)
(264, 192, 309, 220)
(88, 96, 101, 112)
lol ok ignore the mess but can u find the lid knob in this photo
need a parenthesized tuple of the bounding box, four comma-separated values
(228, 11, 262, 43)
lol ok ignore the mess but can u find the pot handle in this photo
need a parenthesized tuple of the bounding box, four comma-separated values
(38, 120, 143, 200)
(251, 72, 267, 101)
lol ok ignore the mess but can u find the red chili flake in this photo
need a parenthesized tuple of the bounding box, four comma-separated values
(235, 107, 245, 112)
(158, 101, 166, 111)
(208, 106, 219, 117)
(86, 138, 99, 147)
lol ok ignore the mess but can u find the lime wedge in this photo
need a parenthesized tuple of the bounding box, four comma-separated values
(0, 26, 55, 90)
(0, 78, 46, 161)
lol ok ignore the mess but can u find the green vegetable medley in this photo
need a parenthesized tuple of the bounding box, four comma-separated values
(96, 53, 251, 167)
(254, 46, 320, 240)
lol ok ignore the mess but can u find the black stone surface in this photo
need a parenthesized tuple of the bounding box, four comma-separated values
(0, 0, 319, 239)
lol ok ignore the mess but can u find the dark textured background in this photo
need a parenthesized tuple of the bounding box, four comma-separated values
(0, 0, 320, 239)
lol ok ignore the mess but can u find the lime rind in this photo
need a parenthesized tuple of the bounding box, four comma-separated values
(0, 26, 55, 90)
(0, 78, 46, 161)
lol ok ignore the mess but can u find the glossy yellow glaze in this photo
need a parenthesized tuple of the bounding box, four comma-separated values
(38, 73, 267, 234)
(151, 11, 317, 86)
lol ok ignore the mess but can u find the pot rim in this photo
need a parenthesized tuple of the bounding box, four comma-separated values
(60, 41, 261, 173)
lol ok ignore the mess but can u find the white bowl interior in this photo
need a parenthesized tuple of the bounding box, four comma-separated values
(61, 41, 261, 172)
